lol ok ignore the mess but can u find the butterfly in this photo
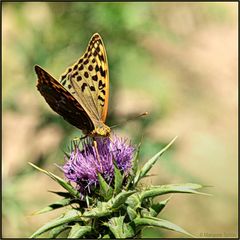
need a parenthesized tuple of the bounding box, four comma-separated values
(35, 33, 111, 138)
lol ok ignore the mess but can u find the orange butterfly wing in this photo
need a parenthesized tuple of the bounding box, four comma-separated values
(59, 33, 109, 124)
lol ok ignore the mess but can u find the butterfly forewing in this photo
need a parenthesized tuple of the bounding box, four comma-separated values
(35, 65, 94, 132)
(59, 33, 109, 123)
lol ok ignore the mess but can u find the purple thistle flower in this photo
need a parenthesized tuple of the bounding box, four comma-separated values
(62, 135, 135, 194)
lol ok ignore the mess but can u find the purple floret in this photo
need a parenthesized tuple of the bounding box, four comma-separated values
(63, 135, 135, 194)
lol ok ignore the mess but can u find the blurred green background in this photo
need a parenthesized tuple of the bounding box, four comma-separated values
(2, 2, 238, 238)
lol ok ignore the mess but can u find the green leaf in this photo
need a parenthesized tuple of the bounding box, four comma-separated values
(102, 234, 111, 238)
(30, 210, 80, 238)
(132, 141, 142, 175)
(125, 193, 141, 210)
(106, 216, 134, 238)
(133, 217, 194, 237)
(48, 190, 73, 198)
(111, 190, 136, 209)
(125, 142, 142, 189)
(149, 196, 172, 217)
(114, 164, 124, 194)
(68, 223, 92, 238)
(98, 174, 114, 201)
(127, 206, 137, 221)
(29, 162, 79, 198)
(33, 198, 72, 215)
(140, 183, 210, 200)
(49, 224, 70, 238)
(83, 191, 136, 218)
(134, 136, 177, 185)
(83, 201, 111, 218)
(63, 150, 71, 158)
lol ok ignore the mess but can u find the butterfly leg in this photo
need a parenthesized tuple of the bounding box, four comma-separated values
(71, 135, 88, 154)
(93, 138, 103, 173)
(72, 135, 88, 142)
(109, 135, 113, 143)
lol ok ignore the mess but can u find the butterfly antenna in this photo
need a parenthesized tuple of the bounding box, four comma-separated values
(110, 111, 149, 129)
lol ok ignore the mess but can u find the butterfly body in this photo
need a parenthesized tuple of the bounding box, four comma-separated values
(88, 122, 111, 137)
(35, 33, 110, 138)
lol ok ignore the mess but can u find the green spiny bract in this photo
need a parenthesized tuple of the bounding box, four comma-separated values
(30, 136, 208, 238)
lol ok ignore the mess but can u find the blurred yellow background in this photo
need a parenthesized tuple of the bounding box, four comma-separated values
(2, 2, 238, 238)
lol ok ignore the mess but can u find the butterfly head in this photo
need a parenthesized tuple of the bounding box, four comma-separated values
(91, 123, 111, 137)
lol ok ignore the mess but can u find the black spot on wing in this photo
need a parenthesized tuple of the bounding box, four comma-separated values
(84, 72, 89, 78)
(92, 75, 98, 81)
(96, 46, 100, 53)
(84, 59, 89, 65)
(98, 80, 106, 90)
(61, 74, 67, 81)
(73, 65, 78, 70)
(81, 83, 87, 92)
(95, 65, 99, 72)
(72, 71, 78, 78)
(90, 86, 95, 91)
(99, 54, 104, 62)
(100, 67, 106, 77)
(88, 65, 93, 71)
(98, 95, 104, 102)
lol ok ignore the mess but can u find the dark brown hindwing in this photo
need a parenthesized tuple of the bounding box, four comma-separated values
(35, 65, 94, 132)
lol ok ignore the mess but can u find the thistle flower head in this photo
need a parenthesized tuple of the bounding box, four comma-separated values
(63, 135, 135, 194)
(31, 136, 204, 239)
